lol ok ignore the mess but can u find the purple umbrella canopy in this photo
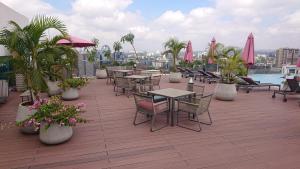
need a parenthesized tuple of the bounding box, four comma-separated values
(242, 33, 255, 66)
(184, 40, 193, 62)
(57, 36, 95, 48)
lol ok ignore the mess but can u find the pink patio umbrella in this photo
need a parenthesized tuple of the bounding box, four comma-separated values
(297, 57, 300, 67)
(57, 35, 95, 47)
(242, 33, 255, 74)
(184, 40, 193, 62)
(208, 37, 216, 64)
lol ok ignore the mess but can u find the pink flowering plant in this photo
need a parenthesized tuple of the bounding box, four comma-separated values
(17, 96, 86, 130)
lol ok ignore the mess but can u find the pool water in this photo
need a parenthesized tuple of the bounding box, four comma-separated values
(248, 74, 283, 85)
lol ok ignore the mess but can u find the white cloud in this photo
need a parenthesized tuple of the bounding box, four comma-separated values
(1, 0, 300, 51)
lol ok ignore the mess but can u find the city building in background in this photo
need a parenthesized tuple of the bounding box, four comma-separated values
(275, 48, 300, 67)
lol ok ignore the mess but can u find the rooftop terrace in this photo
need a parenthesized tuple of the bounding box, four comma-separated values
(1, 76, 300, 169)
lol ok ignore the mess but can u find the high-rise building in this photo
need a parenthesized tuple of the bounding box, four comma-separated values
(275, 48, 300, 67)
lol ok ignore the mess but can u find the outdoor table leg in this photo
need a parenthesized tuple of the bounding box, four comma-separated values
(170, 98, 175, 126)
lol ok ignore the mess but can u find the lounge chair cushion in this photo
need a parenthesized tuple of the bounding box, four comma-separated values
(138, 100, 153, 111)
(153, 95, 167, 103)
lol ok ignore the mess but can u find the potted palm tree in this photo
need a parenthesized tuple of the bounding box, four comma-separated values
(17, 96, 86, 145)
(0, 16, 76, 133)
(163, 38, 186, 83)
(59, 78, 87, 100)
(215, 47, 247, 101)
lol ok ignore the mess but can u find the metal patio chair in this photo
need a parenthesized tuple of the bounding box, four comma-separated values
(176, 94, 213, 132)
(133, 93, 169, 132)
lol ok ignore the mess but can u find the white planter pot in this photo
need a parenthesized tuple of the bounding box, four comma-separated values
(62, 88, 79, 100)
(169, 72, 182, 83)
(39, 122, 73, 145)
(96, 69, 107, 79)
(16, 102, 38, 134)
(215, 83, 237, 101)
(47, 81, 62, 96)
(16, 73, 25, 92)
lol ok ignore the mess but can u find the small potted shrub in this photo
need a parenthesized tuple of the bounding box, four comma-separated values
(59, 78, 87, 100)
(163, 38, 186, 83)
(17, 96, 86, 145)
(215, 47, 247, 101)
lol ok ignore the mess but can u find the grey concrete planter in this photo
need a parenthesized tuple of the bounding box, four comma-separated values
(47, 80, 62, 96)
(96, 69, 107, 79)
(39, 122, 73, 145)
(16, 101, 38, 134)
(215, 83, 237, 101)
(169, 72, 182, 83)
(61, 88, 79, 100)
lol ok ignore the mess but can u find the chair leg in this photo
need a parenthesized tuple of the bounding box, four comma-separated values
(151, 113, 168, 132)
(176, 111, 202, 132)
(133, 111, 151, 125)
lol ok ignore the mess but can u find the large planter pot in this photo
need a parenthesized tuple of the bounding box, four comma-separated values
(16, 73, 26, 92)
(47, 81, 62, 96)
(169, 72, 182, 83)
(96, 69, 107, 79)
(61, 88, 79, 100)
(16, 102, 38, 134)
(39, 122, 73, 145)
(215, 83, 237, 101)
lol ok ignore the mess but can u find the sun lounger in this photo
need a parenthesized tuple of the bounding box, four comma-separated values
(237, 77, 281, 93)
(194, 70, 218, 83)
(272, 78, 300, 102)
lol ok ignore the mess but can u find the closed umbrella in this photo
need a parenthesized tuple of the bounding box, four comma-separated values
(242, 33, 255, 74)
(207, 37, 216, 64)
(184, 40, 193, 62)
(296, 57, 300, 67)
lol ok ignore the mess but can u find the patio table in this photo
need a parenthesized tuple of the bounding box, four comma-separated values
(148, 88, 195, 126)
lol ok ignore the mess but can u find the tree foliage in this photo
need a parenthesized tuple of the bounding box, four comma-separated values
(163, 38, 186, 72)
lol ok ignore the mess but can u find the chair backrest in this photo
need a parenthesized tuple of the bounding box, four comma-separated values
(0, 80, 8, 97)
(115, 77, 129, 88)
(133, 93, 154, 113)
(198, 70, 211, 77)
(241, 77, 258, 85)
(287, 78, 300, 92)
(206, 72, 219, 78)
(192, 85, 205, 99)
(197, 94, 213, 115)
(151, 75, 161, 86)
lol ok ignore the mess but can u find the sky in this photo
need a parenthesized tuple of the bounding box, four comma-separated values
(1, 0, 300, 52)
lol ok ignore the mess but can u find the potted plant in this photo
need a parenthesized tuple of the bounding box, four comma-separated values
(163, 38, 186, 83)
(215, 47, 247, 101)
(17, 96, 86, 144)
(0, 16, 77, 133)
(59, 78, 87, 100)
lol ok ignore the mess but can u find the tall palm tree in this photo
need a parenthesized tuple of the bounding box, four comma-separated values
(113, 41, 122, 61)
(120, 32, 137, 60)
(0, 15, 76, 101)
(163, 38, 186, 72)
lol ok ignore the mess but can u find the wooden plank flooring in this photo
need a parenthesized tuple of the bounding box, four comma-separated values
(0, 75, 300, 169)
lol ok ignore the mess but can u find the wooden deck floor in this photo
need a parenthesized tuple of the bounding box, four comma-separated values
(1, 76, 300, 169)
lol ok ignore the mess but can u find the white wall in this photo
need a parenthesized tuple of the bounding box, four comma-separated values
(0, 2, 28, 56)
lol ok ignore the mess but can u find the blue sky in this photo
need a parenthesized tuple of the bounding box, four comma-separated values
(2, 0, 300, 50)
(44, 0, 213, 19)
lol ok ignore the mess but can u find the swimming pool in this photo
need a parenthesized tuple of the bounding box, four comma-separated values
(248, 74, 283, 85)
